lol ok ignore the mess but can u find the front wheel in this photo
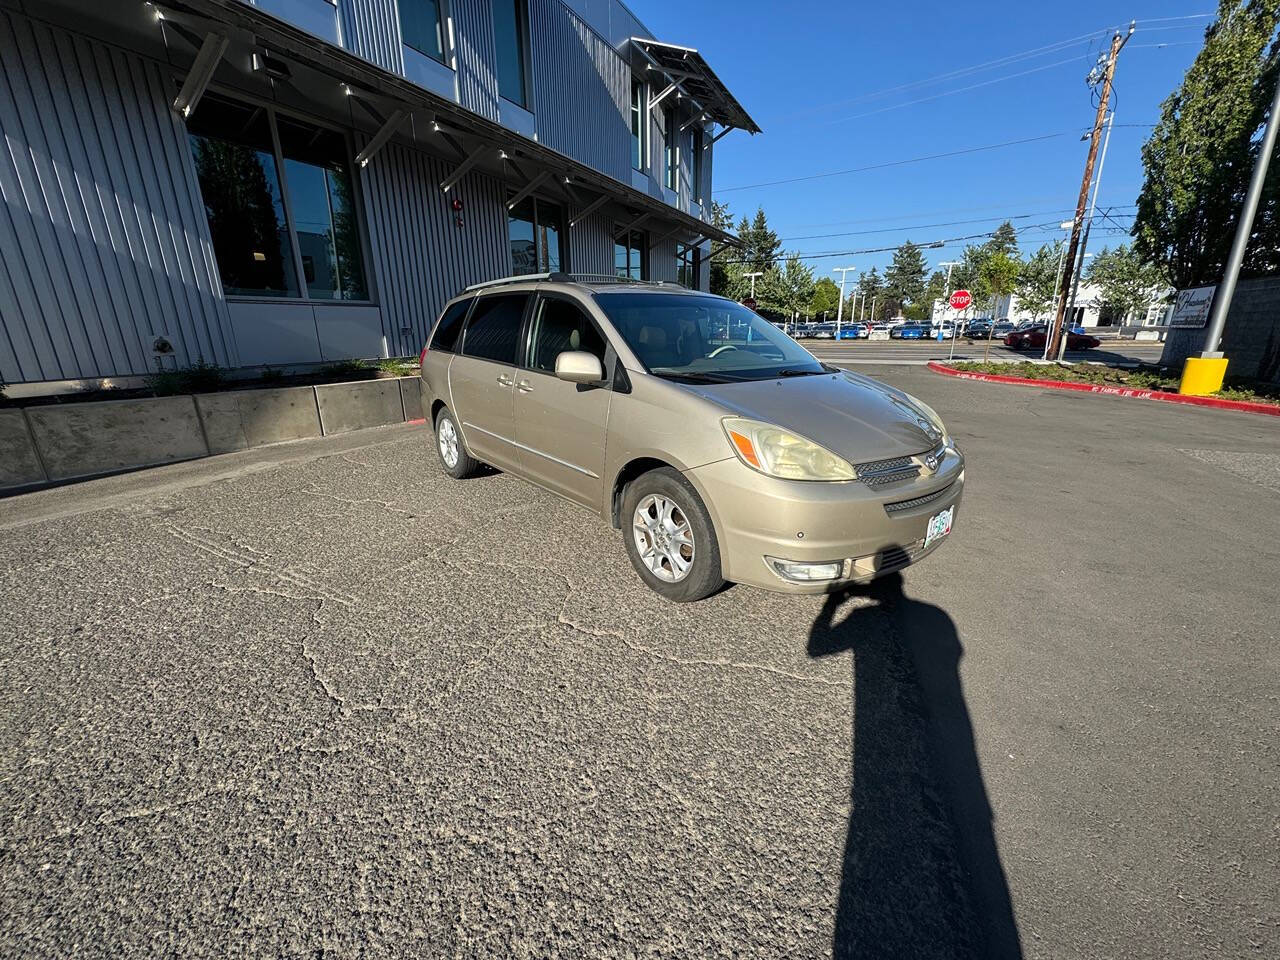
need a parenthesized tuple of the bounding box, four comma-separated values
(622, 468, 724, 602)
(434, 407, 482, 479)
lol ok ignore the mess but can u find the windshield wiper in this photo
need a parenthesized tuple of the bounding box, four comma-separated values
(654, 371, 744, 384)
(776, 367, 825, 377)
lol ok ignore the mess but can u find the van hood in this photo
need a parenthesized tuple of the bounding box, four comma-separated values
(685, 370, 942, 465)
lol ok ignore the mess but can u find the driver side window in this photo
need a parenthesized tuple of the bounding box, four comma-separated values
(527, 297, 606, 373)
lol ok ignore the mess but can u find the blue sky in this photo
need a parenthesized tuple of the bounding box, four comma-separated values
(627, 0, 1211, 279)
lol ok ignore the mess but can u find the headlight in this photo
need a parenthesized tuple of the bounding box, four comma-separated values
(722, 417, 855, 481)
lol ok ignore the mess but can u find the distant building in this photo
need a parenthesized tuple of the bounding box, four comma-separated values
(932, 284, 1172, 329)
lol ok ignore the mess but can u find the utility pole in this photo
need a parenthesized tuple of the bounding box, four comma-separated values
(1047, 22, 1133, 361)
(744, 271, 763, 300)
(939, 260, 960, 360)
(1059, 110, 1116, 360)
(1181, 54, 1280, 394)
(833, 266, 856, 341)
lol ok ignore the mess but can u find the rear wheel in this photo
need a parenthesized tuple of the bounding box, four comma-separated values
(434, 407, 482, 479)
(622, 468, 724, 602)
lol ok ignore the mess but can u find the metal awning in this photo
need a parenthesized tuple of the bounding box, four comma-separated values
(160, 0, 740, 248)
(628, 38, 761, 135)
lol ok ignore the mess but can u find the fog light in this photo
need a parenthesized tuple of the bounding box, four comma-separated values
(766, 557, 844, 582)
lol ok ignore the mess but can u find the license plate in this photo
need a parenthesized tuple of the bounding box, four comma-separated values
(924, 506, 954, 548)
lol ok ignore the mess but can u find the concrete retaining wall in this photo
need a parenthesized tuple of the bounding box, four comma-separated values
(1, 376, 423, 494)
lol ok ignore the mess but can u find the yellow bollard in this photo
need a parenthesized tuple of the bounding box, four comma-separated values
(1178, 356, 1228, 396)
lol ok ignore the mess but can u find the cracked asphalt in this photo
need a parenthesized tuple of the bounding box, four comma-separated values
(2, 366, 1278, 959)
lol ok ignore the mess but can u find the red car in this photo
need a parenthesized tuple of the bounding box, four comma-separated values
(1003, 325, 1101, 351)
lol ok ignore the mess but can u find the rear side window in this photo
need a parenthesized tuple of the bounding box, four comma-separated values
(527, 297, 607, 373)
(430, 298, 471, 352)
(461, 294, 527, 364)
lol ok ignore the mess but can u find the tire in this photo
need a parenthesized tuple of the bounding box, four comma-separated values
(622, 467, 725, 603)
(433, 406, 482, 479)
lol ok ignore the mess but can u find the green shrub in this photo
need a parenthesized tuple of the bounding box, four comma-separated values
(145, 361, 226, 396)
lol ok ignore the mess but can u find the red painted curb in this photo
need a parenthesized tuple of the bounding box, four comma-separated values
(927, 361, 1280, 418)
(406, 417, 426, 425)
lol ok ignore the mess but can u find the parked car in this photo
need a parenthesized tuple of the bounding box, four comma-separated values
(965, 319, 993, 339)
(422, 275, 963, 601)
(1003, 325, 1101, 351)
(811, 323, 836, 339)
(992, 320, 1016, 339)
(934, 321, 957, 339)
(869, 323, 890, 336)
(836, 323, 867, 339)
(893, 323, 927, 340)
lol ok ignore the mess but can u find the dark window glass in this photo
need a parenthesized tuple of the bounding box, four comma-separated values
(508, 197, 564, 275)
(527, 298, 605, 372)
(277, 117, 367, 301)
(431, 298, 471, 352)
(492, 0, 528, 107)
(399, 0, 445, 62)
(676, 245, 699, 288)
(630, 79, 645, 170)
(615, 229, 646, 280)
(186, 95, 297, 297)
(662, 106, 677, 191)
(461, 294, 526, 364)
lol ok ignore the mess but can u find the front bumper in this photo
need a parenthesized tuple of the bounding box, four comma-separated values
(685, 445, 964, 594)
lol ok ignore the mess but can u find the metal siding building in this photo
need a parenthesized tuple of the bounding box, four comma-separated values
(0, 0, 755, 388)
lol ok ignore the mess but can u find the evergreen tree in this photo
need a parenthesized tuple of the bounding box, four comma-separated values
(1134, 0, 1280, 287)
(883, 241, 929, 315)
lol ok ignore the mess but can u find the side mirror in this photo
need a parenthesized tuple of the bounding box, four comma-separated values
(554, 350, 604, 384)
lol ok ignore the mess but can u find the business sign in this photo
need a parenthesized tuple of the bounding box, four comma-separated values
(949, 289, 973, 311)
(1169, 285, 1215, 328)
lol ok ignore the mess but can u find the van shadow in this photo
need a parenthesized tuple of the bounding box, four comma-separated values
(807, 573, 1023, 960)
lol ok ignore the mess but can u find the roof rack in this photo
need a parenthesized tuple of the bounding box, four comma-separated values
(464, 273, 686, 292)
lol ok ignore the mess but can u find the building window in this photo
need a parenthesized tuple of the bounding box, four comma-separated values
(691, 127, 703, 203)
(186, 96, 298, 297)
(630, 79, 646, 171)
(399, 0, 447, 64)
(508, 197, 565, 275)
(186, 93, 368, 301)
(676, 245, 699, 288)
(662, 105, 677, 191)
(615, 229, 646, 280)
(492, 0, 530, 107)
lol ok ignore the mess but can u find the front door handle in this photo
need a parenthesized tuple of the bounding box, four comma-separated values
(496, 374, 513, 386)
(516, 380, 533, 394)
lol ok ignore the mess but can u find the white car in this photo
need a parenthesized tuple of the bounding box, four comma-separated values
(935, 322, 957, 339)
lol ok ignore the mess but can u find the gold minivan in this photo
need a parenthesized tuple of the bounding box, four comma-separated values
(420, 275, 963, 602)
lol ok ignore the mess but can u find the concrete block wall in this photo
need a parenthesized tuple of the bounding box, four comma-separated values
(1162, 276, 1280, 384)
(1, 377, 426, 494)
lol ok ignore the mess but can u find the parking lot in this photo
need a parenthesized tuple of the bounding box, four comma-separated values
(803, 336, 1168, 366)
(2, 365, 1277, 959)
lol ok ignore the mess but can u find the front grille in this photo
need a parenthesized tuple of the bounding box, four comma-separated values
(855, 455, 920, 486)
(876, 542, 924, 570)
(884, 481, 956, 515)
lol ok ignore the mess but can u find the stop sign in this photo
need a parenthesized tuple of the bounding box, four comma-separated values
(949, 289, 972, 311)
(741, 297, 757, 310)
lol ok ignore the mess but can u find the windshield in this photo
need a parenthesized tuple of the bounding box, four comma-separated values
(592, 292, 824, 382)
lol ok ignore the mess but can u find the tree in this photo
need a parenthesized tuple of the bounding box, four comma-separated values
(810, 276, 842, 319)
(1134, 0, 1280, 288)
(951, 244, 992, 309)
(763, 254, 815, 322)
(707, 200, 740, 298)
(883, 241, 929, 316)
(908, 270, 948, 323)
(856, 267, 884, 321)
(738, 207, 782, 275)
(979, 252, 1020, 359)
(985, 220, 1020, 258)
(1085, 245, 1170, 322)
(1015, 242, 1064, 321)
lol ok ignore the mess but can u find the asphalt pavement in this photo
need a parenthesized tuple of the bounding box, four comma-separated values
(1, 366, 1277, 959)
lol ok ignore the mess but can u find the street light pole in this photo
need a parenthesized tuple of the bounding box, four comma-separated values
(1180, 55, 1280, 394)
(833, 266, 856, 341)
(939, 260, 960, 360)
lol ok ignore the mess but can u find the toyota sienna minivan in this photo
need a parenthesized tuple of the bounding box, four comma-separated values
(420, 274, 963, 602)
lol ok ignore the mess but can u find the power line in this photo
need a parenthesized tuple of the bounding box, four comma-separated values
(714, 132, 1072, 194)
(776, 205, 1138, 243)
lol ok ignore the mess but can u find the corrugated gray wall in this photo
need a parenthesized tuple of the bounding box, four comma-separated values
(359, 137, 510, 356)
(569, 207, 615, 275)
(529, 0, 629, 182)
(338, 0, 406, 73)
(0, 9, 234, 384)
(452, 0, 500, 121)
